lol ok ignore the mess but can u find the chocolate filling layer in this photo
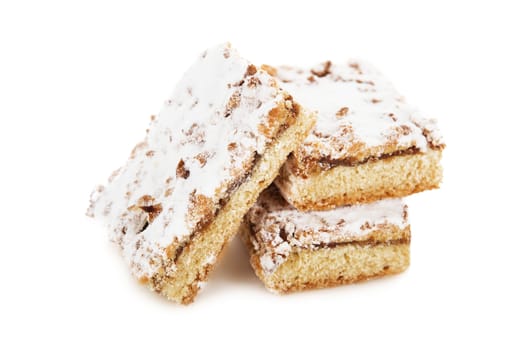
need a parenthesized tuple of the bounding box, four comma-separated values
(290, 146, 427, 178)
(314, 237, 410, 249)
(251, 232, 410, 253)
(317, 146, 420, 169)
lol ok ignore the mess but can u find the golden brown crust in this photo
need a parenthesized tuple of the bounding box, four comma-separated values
(269, 255, 407, 294)
(287, 181, 439, 212)
(276, 148, 443, 211)
(273, 264, 408, 293)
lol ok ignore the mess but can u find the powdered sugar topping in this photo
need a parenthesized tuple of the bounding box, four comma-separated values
(88, 43, 288, 279)
(271, 61, 443, 166)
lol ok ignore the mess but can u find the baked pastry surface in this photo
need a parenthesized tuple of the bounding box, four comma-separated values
(87, 44, 316, 303)
(263, 61, 444, 210)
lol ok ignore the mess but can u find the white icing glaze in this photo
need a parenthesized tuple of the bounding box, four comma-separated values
(273, 61, 443, 163)
(247, 187, 408, 274)
(88, 43, 288, 279)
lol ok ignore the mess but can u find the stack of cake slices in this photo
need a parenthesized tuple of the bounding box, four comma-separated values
(241, 62, 444, 293)
(87, 43, 444, 303)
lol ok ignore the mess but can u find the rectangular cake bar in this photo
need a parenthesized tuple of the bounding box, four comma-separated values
(241, 186, 410, 293)
(87, 44, 316, 303)
(263, 61, 444, 211)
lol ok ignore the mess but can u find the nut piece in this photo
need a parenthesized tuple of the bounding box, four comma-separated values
(336, 107, 349, 118)
(224, 91, 241, 117)
(245, 64, 257, 76)
(129, 194, 163, 223)
(260, 64, 277, 76)
(311, 61, 332, 77)
(194, 152, 211, 167)
(176, 159, 190, 179)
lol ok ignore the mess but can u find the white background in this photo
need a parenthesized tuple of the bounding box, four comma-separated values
(1, 0, 524, 348)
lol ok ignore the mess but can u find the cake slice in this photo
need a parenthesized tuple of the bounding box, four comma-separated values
(263, 61, 444, 211)
(87, 43, 316, 304)
(241, 185, 410, 293)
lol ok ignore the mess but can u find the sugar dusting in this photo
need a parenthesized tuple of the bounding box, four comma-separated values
(88, 43, 287, 280)
(273, 61, 443, 166)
